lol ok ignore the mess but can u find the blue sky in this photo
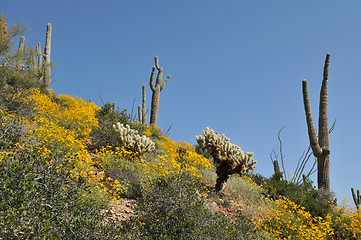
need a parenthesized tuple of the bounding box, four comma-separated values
(2, 1, 361, 202)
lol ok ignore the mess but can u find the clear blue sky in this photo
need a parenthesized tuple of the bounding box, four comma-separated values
(3, 1, 361, 203)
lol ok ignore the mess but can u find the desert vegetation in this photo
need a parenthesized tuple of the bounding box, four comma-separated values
(1, 15, 361, 240)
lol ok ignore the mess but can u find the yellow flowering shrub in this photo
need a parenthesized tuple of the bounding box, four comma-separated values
(331, 198, 361, 239)
(141, 135, 213, 180)
(257, 196, 334, 240)
(91, 145, 141, 201)
(2, 88, 115, 201)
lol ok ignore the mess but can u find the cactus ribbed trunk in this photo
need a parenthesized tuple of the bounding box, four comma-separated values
(149, 56, 170, 125)
(351, 188, 360, 209)
(28, 47, 36, 76)
(43, 23, 52, 89)
(36, 42, 43, 81)
(150, 79, 161, 125)
(302, 53, 331, 190)
(16, 36, 25, 70)
(138, 105, 142, 122)
(142, 84, 147, 125)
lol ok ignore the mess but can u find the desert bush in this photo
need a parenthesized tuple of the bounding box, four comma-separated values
(330, 199, 361, 239)
(106, 168, 143, 198)
(133, 175, 242, 240)
(256, 196, 334, 240)
(0, 145, 122, 239)
(224, 175, 265, 205)
(262, 176, 335, 217)
(0, 109, 29, 150)
(90, 102, 131, 150)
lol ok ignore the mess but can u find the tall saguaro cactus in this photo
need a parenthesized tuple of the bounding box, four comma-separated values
(43, 23, 52, 89)
(16, 36, 25, 70)
(36, 42, 43, 81)
(302, 53, 331, 190)
(149, 56, 170, 125)
(28, 47, 36, 76)
(137, 85, 147, 124)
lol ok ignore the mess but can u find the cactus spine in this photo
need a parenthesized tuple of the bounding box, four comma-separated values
(16, 36, 25, 70)
(149, 56, 170, 125)
(302, 53, 331, 190)
(43, 23, 52, 89)
(351, 188, 361, 209)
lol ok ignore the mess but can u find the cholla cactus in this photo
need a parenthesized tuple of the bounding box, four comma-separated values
(113, 122, 155, 156)
(196, 127, 257, 192)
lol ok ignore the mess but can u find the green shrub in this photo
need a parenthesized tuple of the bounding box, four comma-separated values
(106, 168, 143, 199)
(261, 175, 335, 217)
(133, 175, 248, 240)
(0, 151, 123, 239)
(90, 102, 131, 150)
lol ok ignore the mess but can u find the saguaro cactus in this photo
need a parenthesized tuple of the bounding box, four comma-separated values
(28, 47, 36, 76)
(36, 42, 43, 80)
(43, 23, 52, 89)
(138, 84, 147, 124)
(149, 56, 170, 125)
(196, 127, 256, 192)
(302, 53, 331, 190)
(16, 36, 25, 70)
(351, 188, 360, 209)
(138, 105, 142, 122)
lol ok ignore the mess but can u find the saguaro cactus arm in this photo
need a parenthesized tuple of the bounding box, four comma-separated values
(302, 80, 323, 157)
(150, 66, 156, 91)
(318, 53, 331, 153)
(161, 74, 170, 91)
(36, 42, 42, 68)
(351, 188, 361, 209)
